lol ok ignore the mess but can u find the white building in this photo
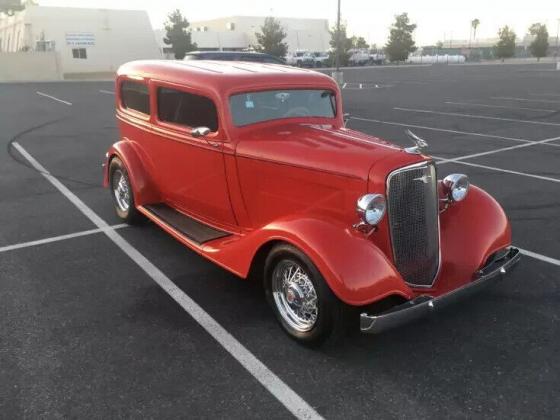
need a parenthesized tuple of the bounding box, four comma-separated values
(0, 5, 161, 76)
(155, 16, 331, 56)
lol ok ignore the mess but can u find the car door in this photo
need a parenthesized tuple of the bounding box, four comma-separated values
(147, 82, 237, 227)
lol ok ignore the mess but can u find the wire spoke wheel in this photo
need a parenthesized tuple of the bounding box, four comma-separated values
(271, 259, 319, 332)
(112, 169, 131, 212)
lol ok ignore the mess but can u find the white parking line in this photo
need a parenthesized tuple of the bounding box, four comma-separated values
(349, 116, 560, 146)
(433, 155, 560, 184)
(529, 93, 560, 98)
(0, 224, 128, 253)
(491, 96, 560, 104)
(394, 107, 560, 127)
(518, 248, 560, 267)
(99, 90, 115, 95)
(36, 91, 73, 106)
(444, 101, 557, 113)
(12, 141, 323, 420)
(437, 136, 560, 165)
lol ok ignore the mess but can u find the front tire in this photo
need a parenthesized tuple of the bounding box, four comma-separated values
(109, 157, 142, 224)
(264, 244, 347, 347)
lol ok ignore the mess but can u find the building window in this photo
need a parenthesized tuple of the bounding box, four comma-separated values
(72, 48, 87, 59)
(157, 87, 219, 132)
(121, 81, 150, 115)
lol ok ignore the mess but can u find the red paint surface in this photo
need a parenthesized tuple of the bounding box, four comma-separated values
(104, 61, 512, 307)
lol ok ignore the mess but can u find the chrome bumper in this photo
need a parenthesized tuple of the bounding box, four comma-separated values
(360, 247, 521, 334)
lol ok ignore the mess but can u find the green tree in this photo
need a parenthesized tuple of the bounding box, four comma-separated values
(528, 23, 549, 61)
(494, 26, 516, 61)
(351, 36, 369, 49)
(255, 17, 288, 58)
(164, 9, 196, 60)
(329, 24, 353, 66)
(0, 0, 25, 16)
(385, 13, 417, 62)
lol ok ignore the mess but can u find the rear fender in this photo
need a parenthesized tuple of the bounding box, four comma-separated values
(104, 140, 160, 205)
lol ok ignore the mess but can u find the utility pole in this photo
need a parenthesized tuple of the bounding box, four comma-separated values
(556, 18, 560, 70)
(335, 0, 341, 72)
(332, 0, 343, 85)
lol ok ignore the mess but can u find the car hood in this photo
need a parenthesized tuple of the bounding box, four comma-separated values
(235, 123, 409, 181)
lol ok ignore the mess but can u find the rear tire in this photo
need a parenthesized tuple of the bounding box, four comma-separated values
(264, 243, 347, 347)
(109, 157, 142, 224)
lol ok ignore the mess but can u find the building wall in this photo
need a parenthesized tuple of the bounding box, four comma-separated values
(0, 51, 62, 81)
(0, 6, 162, 75)
(190, 16, 331, 52)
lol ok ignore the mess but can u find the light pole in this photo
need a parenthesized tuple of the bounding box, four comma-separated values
(332, 0, 344, 85)
(556, 18, 560, 70)
(335, 0, 341, 72)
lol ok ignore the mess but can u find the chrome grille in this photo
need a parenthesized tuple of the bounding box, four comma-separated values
(387, 162, 440, 287)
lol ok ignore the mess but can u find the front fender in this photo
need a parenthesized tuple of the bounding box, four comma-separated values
(436, 185, 512, 294)
(103, 140, 160, 205)
(210, 217, 414, 306)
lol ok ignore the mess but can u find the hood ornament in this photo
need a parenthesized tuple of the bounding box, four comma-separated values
(404, 129, 429, 154)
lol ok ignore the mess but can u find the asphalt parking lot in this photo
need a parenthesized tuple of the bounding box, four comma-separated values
(1, 62, 559, 419)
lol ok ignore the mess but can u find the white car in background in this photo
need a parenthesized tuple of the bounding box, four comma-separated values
(312, 51, 330, 67)
(348, 49, 370, 66)
(286, 51, 315, 67)
(369, 52, 386, 65)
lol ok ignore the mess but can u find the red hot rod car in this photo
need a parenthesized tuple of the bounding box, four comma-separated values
(104, 60, 520, 346)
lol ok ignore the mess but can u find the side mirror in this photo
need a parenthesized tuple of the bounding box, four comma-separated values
(343, 113, 350, 127)
(192, 127, 211, 138)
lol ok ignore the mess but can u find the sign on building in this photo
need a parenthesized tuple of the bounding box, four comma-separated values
(65, 32, 95, 47)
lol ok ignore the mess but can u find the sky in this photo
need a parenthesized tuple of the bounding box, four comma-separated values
(37, 0, 560, 46)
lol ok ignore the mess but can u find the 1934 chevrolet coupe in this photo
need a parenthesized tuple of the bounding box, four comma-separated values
(104, 60, 520, 346)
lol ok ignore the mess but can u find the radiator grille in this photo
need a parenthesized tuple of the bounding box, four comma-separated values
(387, 162, 440, 286)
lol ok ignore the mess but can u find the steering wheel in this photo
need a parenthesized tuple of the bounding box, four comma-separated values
(284, 107, 311, 118)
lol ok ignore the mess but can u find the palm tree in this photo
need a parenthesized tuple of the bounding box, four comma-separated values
(471, 19, 480, 43)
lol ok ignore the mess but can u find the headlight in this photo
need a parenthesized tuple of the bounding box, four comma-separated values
(357, 194, 386, 226)
(443, 174, 469, 202)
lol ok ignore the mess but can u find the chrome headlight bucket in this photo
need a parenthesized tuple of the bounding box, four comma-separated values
(443, 174, 469, 202)
(356, 193, 387, 226)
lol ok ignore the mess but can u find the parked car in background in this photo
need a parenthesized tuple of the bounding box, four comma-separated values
(312, 51, 330, 67)
(348, 49, 370, 66)
(105, 60, 520, 347)
(286, 51, 315, 67)
(369, 52, 386, 65)
(184, 50, 285, 64)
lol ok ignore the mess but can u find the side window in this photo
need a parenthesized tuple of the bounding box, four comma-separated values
(157, 87, 219, 132)
(121, 81, 150, 115)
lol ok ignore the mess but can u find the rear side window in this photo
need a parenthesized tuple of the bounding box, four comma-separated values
(157, 87, 219, 132)
(121, 81, 150, 115)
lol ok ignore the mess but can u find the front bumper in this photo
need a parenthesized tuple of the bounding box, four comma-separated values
(360, 247, 521, 334)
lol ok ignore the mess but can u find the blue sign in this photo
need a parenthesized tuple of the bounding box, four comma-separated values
(65, 32, 95, 47)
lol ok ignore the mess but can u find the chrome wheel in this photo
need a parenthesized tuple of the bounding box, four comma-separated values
(112, 169, 131, 212)
(271, 260, 319, 332)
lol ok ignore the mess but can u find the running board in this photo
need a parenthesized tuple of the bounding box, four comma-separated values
(143, 203, 231, 244)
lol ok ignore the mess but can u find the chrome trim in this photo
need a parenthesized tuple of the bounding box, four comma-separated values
(191, 126, 211, 138)
(356, 193, 386, 226)
(360, 247, 521, 334)
(442, 173, 470, 202)
(404, 129, 429, 154)
(386, 160, 442, 288)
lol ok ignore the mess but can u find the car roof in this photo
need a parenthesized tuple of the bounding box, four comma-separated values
(186, 51, 272, 57)
(184, 51, 284, 64)
(117, 60, 337, 96)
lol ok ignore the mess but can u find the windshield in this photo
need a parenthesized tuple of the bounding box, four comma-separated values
(229, 89, 337, 127)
